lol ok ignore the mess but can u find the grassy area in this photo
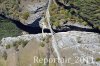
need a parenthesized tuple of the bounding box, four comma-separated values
(49, 0, 100, 29)
(49, 3, 88, 28)
(74, 0, 100, 29)
(50, 3, 68, 27)
(0, 18, 22, 40)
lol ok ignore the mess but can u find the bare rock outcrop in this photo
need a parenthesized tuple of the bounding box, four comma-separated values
(0, 31, 100, 66)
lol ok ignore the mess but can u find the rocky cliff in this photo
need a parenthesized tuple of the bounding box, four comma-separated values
(0, 0, 100, 66)
(0, 31, 100, 66)
(0, 0, 47, 25)
(0, 0, 100, 30)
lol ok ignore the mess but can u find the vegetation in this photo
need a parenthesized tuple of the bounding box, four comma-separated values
(82, 22, 88, 26)
(0, 0, 20, 19)
(50, 0, 100, 29)
(96, 58, 100, 62)
(50, 3, 68, 28)
(0, 0, 99, 30)
(50, 2, 87, 28)
(74, 0, 100, 29)
(2, 51, 7, 60)
(0, 18, 22, 40)
(6, 44, 10, 49)
(13, 41, 19, 51)
(5, 40, 29, 51)
(13, 40, 29, 48)
(22, 40, 29, 47)
(40, 42, 45, 47)
(40, 35, 51, 47)
(22, 12, 30, 20)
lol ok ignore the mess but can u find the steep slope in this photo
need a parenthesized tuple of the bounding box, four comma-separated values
(0, 0, 47, 24)
(0, 31, 100, 66)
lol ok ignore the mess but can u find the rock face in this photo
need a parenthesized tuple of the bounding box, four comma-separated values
(0, 0, 47, 25)
(0, 0, 100, 66)
(56, 31, 100, 66)
(0, 0, 99, 31)
(0, 34, 42, 46)
(0, 31, 100, 66)
(56, 31, 100, 48)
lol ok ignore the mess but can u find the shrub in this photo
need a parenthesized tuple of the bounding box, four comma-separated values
(22, 40, 29, 48)
(50, 3, 73, 27)
(75, 0, 100, 29)
(2, 51, 7, 60)
(13, 40, 29, 50)
(22, 12, 30, 20)
(13, 41, 19, 51)
(50, 0, 100, 29)
(96, 58, 100, 62)
(6, 44, 10, 49)
(40, 42, 45, 47)
(45, 35, 51, 43)
(82, 22, 88, 26)
(77, 37, 82, 43)
(53, 22, 60, 27)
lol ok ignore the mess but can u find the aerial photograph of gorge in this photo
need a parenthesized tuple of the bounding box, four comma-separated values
(0, 0, 100, 66)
